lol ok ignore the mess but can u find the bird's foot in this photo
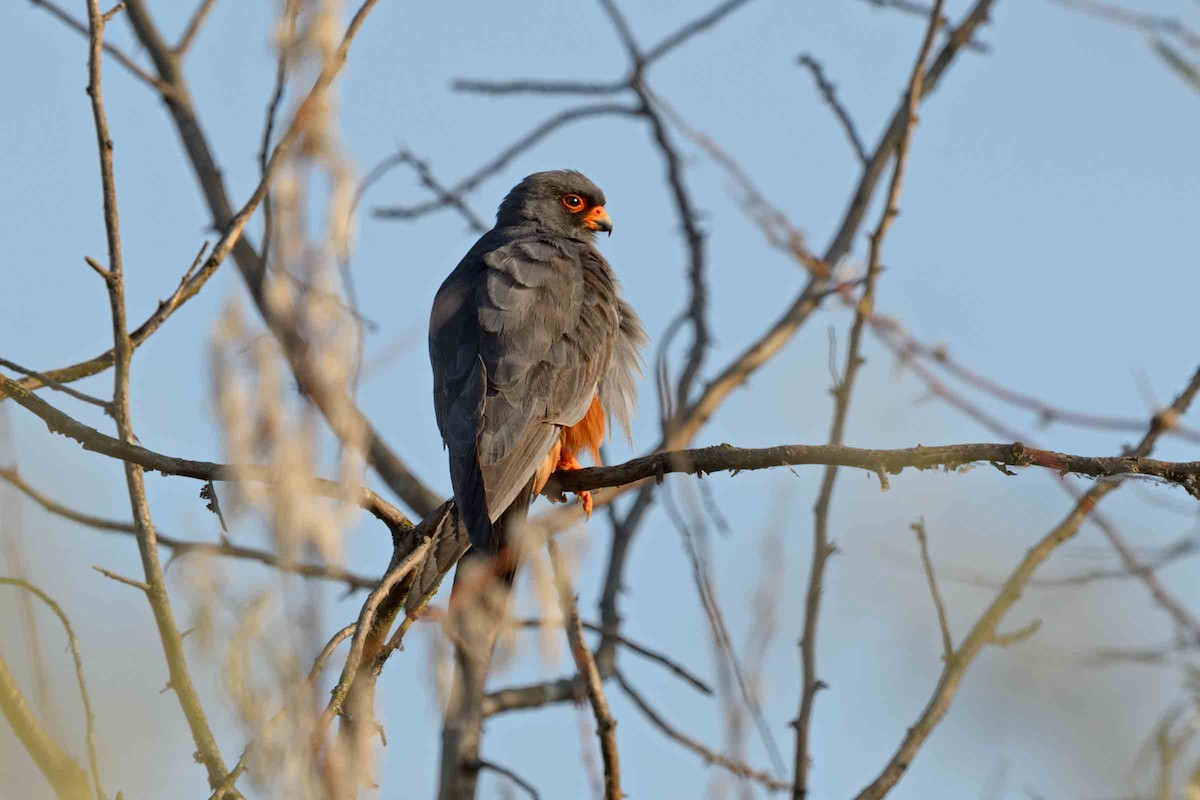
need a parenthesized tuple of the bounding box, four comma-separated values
(556, 452, 593, 519)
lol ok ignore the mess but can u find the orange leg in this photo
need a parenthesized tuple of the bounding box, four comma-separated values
(556, 450, 593, 518)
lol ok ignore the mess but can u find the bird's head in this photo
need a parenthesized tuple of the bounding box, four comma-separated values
(495, 170, 613, 239)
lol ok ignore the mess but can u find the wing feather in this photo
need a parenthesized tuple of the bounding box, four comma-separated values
(430, 230, 631, 551)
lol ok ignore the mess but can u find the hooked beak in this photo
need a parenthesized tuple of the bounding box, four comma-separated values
(584, 205, 613, 235)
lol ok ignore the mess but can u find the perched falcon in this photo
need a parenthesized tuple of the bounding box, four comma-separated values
(429, 170, 645, 565)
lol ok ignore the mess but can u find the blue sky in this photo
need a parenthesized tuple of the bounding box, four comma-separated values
(3, 1, 1200, 798)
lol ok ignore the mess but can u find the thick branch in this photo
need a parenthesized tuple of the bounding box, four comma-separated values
(552, 442, 1200, 497)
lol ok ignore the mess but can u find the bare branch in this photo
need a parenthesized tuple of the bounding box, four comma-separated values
(359, 148, 486, 232)
(796, 2, 945, 793)
(0, 240, 223, 404)
(548, 540, 621, 799)
(552, 442, 1200, 498)
(83, 1, 238, 791)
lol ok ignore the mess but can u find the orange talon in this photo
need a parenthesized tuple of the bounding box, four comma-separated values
(555, 450, 594, 517)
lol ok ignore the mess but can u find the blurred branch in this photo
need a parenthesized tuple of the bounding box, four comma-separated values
(910, 520, 954, 661)
(854, 363, 1200, 800)
(796, 2, 944, 793)
(859, 0, 991, 52)
(0, 578, 103, 800)
(472, 759, 540, 799)
(938, 533, 1199, 589)
(210, 622, 359, 800)
(0, 653, 91, 800)
(256, 0, 299, 266)
(796, 54, 867, 165)
(549, 540, 621, 799)
(1052, 0, 1200, 52)
(614, 668, 789, 792)
(174, 0, 218, 56)
(0, 467, 378, 590)
(888, 333, 1200, 444)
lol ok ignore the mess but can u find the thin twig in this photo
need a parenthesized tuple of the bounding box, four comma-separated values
(891, 335, 1200, 444)
(796, 54, 867, 164)
(257, 0, 299, 267)
(174, 0, 218, 55)
(473, 759, 542, 800)
(516, 617, 712, 695)
(91, 565, 150, 591)
(910, 520, 953, 661)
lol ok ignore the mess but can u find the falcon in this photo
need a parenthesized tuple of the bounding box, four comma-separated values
(429, 170, 645, 567)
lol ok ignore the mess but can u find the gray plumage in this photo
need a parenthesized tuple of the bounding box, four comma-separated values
(429, 170, 646, 556)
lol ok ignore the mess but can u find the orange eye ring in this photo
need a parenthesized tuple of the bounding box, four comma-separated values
(561, 193, 586, 212)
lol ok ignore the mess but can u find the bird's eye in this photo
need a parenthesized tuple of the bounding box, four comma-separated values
(561, 194, 585, 212)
